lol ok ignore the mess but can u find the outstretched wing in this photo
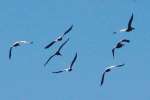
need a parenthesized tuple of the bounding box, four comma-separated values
(128, 13, 133, 29)
(62, 25, 73, 36)
(9, 47, 13, 60)
(52, 70, 64, 73)
(44, 41, 56, 49)
(44, 54, 56, 66)
(100, 72, 106, 86)
(57, 38, 69, 52)
(70, 52, 77, 69)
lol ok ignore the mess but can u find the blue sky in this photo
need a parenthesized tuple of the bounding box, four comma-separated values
(0, 0, 150, 100)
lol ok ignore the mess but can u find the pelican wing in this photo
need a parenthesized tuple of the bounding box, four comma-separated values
(44, 54, 56, 66)
(70, 53, 77, 69)
(44, 41, 56, 49)
(100, 72, 106, 86)
(9, 47, 13, 59)
(115, 64, 125, 68)
(128, 13, 133, 29)
(62, 25, 73, 36)
(52, 70, 64, 73)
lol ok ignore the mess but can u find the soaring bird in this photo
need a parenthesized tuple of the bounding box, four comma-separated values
(9, 41, 33, 59)
(44, 38, 69, 66)
(100, 64, 125, 86)
(52, 52, 77, 73)
(113, 13, 134, 34)
(44, 25, 73, 49)
(112, 39, 130, 59)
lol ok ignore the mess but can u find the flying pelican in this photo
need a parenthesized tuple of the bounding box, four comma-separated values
(112, 39, 130, 59)
(113, 13, 134, 34)
(52, 52, 77, 73)
(9, 41, 33, 59)
(100, 64, 125, 86)
(44, 25, 73, 49)
(44, 38, 69, 66)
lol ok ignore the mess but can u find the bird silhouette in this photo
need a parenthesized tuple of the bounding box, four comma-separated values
(44, 25, 73, 49)
(44, 38, 69, 66)
(100, 64, 125, 86)
(112, 39, 130, 59)
(113, 13, 134, 34)
(9, 41, 33, 59)
(52, 52, 77, 73)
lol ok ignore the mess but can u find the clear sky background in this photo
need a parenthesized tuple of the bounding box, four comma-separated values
(0, 0, 150, 100)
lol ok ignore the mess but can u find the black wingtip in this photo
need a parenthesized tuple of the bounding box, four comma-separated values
(119, 63, 125, 67)
(127, 40, 130, 43)
(112, 48, 115, 59)
(9, 56, 11, 60)
(70, 24, 74, 28)
(44, 61, 48, 67)
(63, 25, 74, 36)
(44, 45, 51, 49)
(44, 63, 47, 67)
(113, 32, 117, 34)
(131, 12, 134, 16)
(30, 41, 33, 44)
(100, 72, 105, 87)
(9, 53, 11, 60)
(44, 46, 48, 49)
(51, 70, 64, 73)
(122, 39, 130, 43)
(44, 41, 55, 49)
(75, 52, 77, 57)
(100, 81, 103, 86)
(131, 13, 134, 20)
(9, 47, 13, 60)
(100, 83, 103, 87)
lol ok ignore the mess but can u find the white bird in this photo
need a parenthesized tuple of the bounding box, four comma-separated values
(44, 25, 73, 49)
(113, 13, 134, 34)
(9, 41, 33, 59)
(100, 64, 125, 86)
(52, 52, 77, 73)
